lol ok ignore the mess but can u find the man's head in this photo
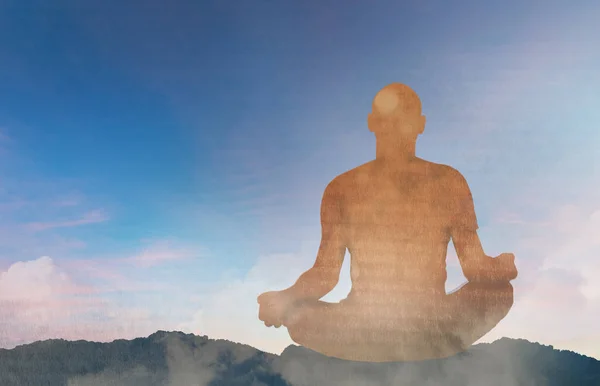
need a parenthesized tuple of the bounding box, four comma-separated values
(367, 83, 426, 142)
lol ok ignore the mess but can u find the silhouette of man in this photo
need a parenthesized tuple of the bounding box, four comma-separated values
(257, 83, 518, 362)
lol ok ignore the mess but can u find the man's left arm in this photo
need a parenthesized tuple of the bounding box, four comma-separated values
(448, 170, 517, 282)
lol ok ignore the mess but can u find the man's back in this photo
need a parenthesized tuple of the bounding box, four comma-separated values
(333, 158, 478, 299)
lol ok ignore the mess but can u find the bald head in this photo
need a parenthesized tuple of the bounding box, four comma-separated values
(372, 83, 422, 118)
(368, 83, 425, 139)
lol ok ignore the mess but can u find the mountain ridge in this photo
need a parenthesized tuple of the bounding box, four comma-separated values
(0, 331, 598, 385)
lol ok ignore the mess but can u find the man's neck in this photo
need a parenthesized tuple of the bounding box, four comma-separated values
(375, 142, 418, 169)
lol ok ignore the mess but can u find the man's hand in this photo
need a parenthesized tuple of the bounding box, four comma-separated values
(257, 291, 296, 328)
(491, 253, 518, 282)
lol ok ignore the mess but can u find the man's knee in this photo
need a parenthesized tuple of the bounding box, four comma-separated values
(454, 281, 514, 320)
(489, 281, 514, 310)
(286, 323, 306, 345)
(285, 310, 316, 347)
(477, 281, 514, 324)
(283, 303, 312, 342)
(284, 301, 340, 346)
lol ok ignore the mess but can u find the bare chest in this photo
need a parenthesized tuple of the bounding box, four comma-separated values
(344, 176, 451, 234)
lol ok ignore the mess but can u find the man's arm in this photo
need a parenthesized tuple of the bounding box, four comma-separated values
(452, 228, 496, 282)
(448, 170, 515, 282)
(281, 178, 347, 301)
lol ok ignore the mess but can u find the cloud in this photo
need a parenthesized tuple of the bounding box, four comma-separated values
(540, 204, 600, 302)
(482, 266, 600, 359)
(177, 248, 360, 355)
(66, 238, 201, 277)
(0, 174, 108, 260)
(67, 365, 157, 386)
(24, 209, 109, 232)
(52, 192, 85, 207)
(480, 201, 600, 359)
(177, 252, 314, 354)
(124, 239, 199, 268)
(500, 202, 600, 299)
(0, 256, 96, 299)
(0, 256, 179, 349)
(60, 239, 203, 297)
(0, 256, 106, 347)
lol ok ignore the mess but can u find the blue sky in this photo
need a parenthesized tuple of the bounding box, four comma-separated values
(1, 1, 600, 358)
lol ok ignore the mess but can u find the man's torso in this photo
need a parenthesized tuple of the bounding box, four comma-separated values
(334, 159, 460, 298)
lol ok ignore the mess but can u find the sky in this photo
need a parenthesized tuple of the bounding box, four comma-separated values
(0, 0, 599, 359)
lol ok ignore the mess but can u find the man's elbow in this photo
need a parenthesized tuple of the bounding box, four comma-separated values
(311, 267, 339, 292)
(318, 271, 339, 291)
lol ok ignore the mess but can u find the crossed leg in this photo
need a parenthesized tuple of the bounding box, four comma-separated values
(284, 281, 514, 362)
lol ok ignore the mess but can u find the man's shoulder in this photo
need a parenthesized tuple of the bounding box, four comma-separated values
(325, 162, 374, 195)
(424, 161, 466, 182)
(335, 161, 374, 184)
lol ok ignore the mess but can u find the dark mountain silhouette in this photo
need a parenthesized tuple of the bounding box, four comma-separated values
(0, 332, 598, 386)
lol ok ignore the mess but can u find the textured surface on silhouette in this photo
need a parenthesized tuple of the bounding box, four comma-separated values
(258, 83, 518, 362)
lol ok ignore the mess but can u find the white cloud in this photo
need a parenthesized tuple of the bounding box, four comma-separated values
(0, 256, 179, 349)
(177, 252, 325, 354)
(0, 256, 90, 300)
(25, 209, 110, 232)
(480, 202, 600, 359)
(543, 207, 600, 298)
(124, 239, 201, 268)
(0, 256, 102, 347)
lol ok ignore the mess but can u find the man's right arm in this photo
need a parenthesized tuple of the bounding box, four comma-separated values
(281, 178, 347, 301)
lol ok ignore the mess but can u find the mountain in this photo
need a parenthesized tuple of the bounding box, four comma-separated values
(0, 332, 598, 386)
